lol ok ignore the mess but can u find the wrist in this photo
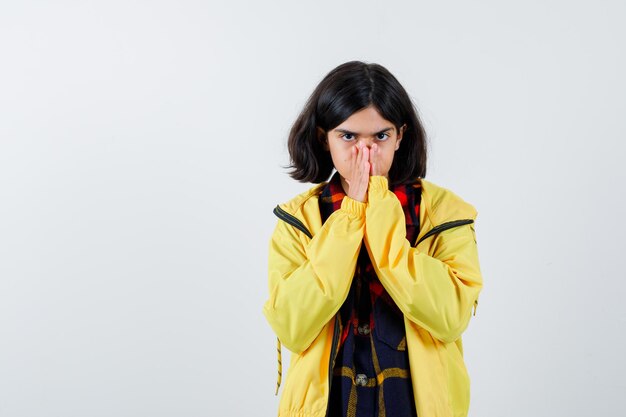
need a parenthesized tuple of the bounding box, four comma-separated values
(368, 175, 389, 201)
(341, 195, 366, 219)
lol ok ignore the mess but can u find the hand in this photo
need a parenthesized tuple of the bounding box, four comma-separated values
(345, 143, 370, 203)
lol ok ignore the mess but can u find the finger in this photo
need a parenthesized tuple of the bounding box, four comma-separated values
(347, 145, 357, 186)
(351, 144, 363, 186)
(354, 145, 360, 180)
(362, 147, 370, 171)
(359, 151, 367, 175)
(373, 145, 382, 175)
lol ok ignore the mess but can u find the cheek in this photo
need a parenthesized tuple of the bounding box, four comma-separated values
(378, 148, 396, 165)
(328, 146, 351, 164)
(337, 148, 352, 162)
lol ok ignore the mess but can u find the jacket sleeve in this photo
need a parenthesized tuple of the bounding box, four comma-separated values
(363, 175, 483, 343)
(262, 196, 366, 354)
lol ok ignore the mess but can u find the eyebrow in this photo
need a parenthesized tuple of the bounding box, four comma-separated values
(333, 126, 395, 136)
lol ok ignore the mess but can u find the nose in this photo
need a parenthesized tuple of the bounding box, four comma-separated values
(357, 137, 375, 148)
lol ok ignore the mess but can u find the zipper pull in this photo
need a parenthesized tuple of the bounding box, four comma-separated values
(473, 299, 478, 316)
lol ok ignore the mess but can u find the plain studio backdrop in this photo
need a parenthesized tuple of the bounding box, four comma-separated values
(1, 1, 624, 416)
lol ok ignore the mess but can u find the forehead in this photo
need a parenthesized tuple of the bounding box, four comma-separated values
(332, 107, 395, 134)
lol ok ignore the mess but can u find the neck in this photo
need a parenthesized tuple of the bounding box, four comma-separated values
(340, 176, 349, 195)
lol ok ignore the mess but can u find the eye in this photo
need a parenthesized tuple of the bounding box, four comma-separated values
(340, 133, 355, 141)
(376, 133, 390, 141)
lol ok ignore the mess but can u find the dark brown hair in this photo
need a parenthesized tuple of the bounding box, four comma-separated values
(284, 60, 428, 186)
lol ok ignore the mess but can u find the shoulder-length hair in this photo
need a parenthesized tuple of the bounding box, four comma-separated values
(285, 60, 428, 186)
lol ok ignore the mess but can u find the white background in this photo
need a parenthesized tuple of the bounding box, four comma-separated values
(1, 1, 625, 416)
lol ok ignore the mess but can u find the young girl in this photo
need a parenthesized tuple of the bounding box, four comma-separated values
(262, 61, 483, 417)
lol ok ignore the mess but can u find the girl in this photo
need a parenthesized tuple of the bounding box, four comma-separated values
(262, 61, 483, 417)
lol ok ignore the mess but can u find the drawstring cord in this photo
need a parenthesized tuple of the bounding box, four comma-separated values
(275, 337, 282, 395)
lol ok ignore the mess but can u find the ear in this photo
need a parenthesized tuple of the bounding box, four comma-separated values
(317, 126, 329, 151)
(395, 124, 407, 151)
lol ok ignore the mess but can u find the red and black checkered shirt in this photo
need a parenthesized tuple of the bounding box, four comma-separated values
(319, 170, 422, 417)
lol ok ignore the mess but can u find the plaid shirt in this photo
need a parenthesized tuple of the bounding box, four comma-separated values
(319, 171, 422, 417)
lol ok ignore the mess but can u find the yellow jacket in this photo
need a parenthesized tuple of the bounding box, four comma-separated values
(262, 175, 483, 417)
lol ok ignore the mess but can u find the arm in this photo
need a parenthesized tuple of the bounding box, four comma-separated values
(363, 176, 483, 343)
(262, 196, 366, 354)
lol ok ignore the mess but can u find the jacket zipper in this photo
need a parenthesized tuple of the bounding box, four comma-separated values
(414, 219, 474, 247)
(272, 207, 476, 408)
(273, 205, 313, 238)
